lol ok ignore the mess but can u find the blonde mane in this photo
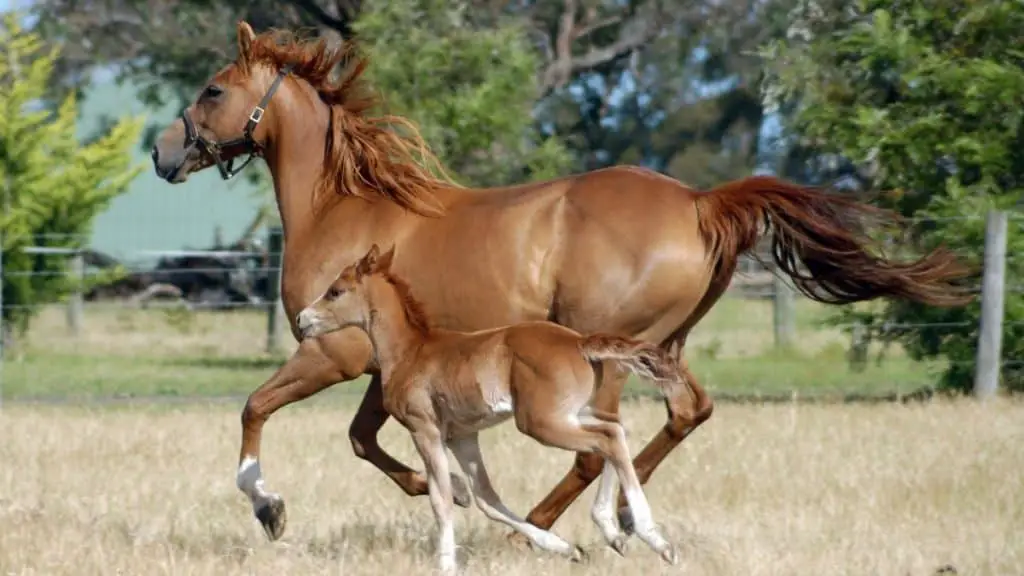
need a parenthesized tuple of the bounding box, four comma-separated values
(237, 28, 460, 217)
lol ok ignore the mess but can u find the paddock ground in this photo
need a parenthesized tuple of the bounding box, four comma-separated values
(1, 398, 1020, 576)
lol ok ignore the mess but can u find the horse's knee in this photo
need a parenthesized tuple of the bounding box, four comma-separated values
(241, 393, 268, 428)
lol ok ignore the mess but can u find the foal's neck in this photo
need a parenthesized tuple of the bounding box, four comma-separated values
(365, 276, 429, 380)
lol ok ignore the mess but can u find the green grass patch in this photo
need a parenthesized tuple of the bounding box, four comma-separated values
(2, 346, 943, 402)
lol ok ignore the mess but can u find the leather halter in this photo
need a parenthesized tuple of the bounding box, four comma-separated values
(180, 65, 293, 180)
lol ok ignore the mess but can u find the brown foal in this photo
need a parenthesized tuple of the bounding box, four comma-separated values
(153, 22, 972, 549)
(297, 244, 690, 572)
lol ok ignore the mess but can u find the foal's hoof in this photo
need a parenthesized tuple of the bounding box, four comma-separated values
(660, 544, 680, 566)
(569, 545, 589, 563)
(616, 506, 635, 535)
(255, 495, 287, 541)
(505, 530, 535, 552)
(451, 474, 472, 509)
(609, 534, 628, 557)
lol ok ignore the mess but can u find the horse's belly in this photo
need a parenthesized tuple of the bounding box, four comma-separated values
(444, 400, 514, 440)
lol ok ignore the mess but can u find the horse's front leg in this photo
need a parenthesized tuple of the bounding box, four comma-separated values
(236, 331, 366, 541)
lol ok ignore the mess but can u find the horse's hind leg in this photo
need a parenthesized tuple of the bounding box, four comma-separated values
(517, 361, 627, 537)
(520, 410, 677, 564)
(603, 423, 678, 565)
(616, 336, 713, 532)
(448, 434, 584, 562)
(591, 459, 627, 555)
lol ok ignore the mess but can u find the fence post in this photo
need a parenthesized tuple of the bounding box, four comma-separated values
(66, 251, 83, 336)
(265, 226, 284, 355)
(974, 210, 1007, 399)
(773, 266, 795, 350)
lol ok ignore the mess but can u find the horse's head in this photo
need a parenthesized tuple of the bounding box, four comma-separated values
(151, 21, 290, 183)
(297, 244, 397, 340)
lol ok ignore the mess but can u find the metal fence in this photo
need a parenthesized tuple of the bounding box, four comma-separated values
(0, 212, 1020, 403)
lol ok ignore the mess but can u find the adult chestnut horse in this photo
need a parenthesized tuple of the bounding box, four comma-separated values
(151, 22, 970, 544)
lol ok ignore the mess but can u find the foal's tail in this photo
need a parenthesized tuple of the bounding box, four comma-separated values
(693, 175, 975, 306)
(579, 334, 680, 393)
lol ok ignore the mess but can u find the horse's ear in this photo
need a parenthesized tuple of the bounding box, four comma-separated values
(376, 245, 396, 273)
(237, 21, 256, 63)
(357, 244, 381, 277)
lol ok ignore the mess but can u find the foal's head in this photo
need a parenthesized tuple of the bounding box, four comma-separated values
(297, 244, 397, 339)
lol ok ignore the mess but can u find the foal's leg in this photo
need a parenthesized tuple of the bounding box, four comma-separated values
(591, 459, 627, 555)
(520, 410, 677, 564)
(615, 340, 713, 533)
(516, 361, 627, 539)
(448, 434, 584, 562)
(348, 377, 472, 507)
(407, 423, 458, 574)
(236, 336, 358, 541)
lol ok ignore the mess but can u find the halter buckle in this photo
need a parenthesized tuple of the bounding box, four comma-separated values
(249, 106, 265, 124)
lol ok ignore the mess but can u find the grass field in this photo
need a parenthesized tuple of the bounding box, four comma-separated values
(2, 296, 949, 402)
(1, 398, 1020, 575)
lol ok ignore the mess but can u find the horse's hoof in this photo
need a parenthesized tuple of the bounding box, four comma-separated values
(616, 506, 635, 535)
(505, 530, 534, 552)
(255, 495, 287, 541)
(660, 544, 680, 565)
(451, 474, 472, 509)
(609, 534, 628, 557)
(569, 545, 589, 563)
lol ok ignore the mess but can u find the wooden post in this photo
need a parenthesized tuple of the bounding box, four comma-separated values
(265, 226, 284, 355)
(66, 252, 84, 336)
(974, 210, 1007, 399)
(773, 264, 796, 350)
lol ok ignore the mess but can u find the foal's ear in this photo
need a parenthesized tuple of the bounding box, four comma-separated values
(357, 244, 381, 277)
(375, 245, 396, 273)
(237, 21, 256, 61)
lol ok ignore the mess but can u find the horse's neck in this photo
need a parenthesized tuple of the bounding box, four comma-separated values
(365, 278, 425, 380)
(265, 98, 326, 239)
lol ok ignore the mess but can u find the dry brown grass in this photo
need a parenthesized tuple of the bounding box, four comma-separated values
(1, 399, 1020, 576)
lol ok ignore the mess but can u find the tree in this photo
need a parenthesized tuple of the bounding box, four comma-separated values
(760, 0, 1024, 391)
(0, 13, 145, 354)
(30, 0, 788, 184)
(353, 0, 571, 185)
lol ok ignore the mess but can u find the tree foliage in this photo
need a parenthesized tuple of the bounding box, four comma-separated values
(29, 0, 794, 186)
(0, 13, 145, 351)
(761, 0, 1024, 391)
(353, 0, 571, 185)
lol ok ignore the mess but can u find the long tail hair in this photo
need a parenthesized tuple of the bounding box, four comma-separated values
(693, 176, 974, 306)
(579, 334, 681, 394)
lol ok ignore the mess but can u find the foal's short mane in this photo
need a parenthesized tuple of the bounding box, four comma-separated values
(238, 28, 459, 217)
(379, 270, 433, 337)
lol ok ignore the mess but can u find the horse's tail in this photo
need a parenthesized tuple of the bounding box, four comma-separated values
(579, 334, 682, 394)
(692, 175, 975, 306)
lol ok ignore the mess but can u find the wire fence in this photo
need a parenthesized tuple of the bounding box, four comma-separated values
(0, 212, 1020, 404)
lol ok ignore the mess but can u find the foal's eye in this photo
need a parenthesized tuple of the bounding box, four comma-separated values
(326, 287, 343, 300)
(202, 85, 223, 100)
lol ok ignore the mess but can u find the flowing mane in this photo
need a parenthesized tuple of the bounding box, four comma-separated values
(379, 270, 433, 337)
(238, 28, 459, 217)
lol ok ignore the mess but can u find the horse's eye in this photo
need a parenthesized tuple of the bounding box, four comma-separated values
(326, 287, 343, 300)
(202, 85, 223, 100)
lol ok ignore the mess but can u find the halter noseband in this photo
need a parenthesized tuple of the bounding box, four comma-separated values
(180, 65, 294, 180)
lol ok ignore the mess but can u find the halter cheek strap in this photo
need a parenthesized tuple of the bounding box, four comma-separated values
(181, 64, 294, 180)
